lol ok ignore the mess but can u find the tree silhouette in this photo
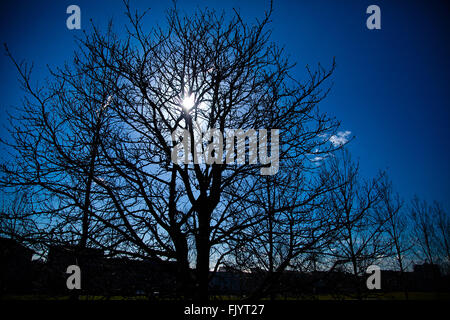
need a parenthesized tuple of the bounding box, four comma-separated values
(1, 3, 341, 299)
(322, 150, 389, 298)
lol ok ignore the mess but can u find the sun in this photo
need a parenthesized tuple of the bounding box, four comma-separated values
(182, 94, 195, 111)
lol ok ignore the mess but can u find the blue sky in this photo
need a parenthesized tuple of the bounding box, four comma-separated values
(1, 0, 449, 209)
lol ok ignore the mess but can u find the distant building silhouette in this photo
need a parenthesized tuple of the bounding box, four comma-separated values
(1, 238, 449, 298)
(45, 245, 177, 296)
(0, 237, 34, 294)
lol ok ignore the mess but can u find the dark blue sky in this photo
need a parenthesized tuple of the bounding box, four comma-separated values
(1, 0, 449, 208)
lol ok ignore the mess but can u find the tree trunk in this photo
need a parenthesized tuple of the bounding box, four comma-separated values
(195, 207, 211, 300)
(173, 236, 193, 298)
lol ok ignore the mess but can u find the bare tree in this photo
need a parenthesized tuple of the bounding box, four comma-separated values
(410, 196, 437, 265)
(225, 159, 345, 299)
(376, 176, 410, 299)
(432, 201, 450, 273)
(1, 3, 340, 299)
(0, 190, 33, 241)
(323, 150, 388, 298)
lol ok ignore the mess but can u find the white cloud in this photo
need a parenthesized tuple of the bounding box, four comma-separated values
(329, 130, 351, 147)
(312, 156, 324, 162)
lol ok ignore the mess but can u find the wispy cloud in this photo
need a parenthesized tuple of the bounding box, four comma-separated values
(312, 156, 324, 162)
(329, 130, 351, 147)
